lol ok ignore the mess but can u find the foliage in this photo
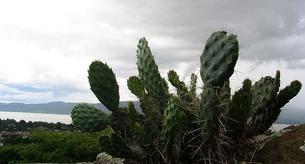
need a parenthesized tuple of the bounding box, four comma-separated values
(0, 130, 101, 163)
(82, 31, 302, 163)
(0, 119, 75, 132)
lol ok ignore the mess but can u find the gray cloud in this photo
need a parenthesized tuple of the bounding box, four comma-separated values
(0, 0, 305, 106)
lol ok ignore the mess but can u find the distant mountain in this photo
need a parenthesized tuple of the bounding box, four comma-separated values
(277, 108, 305, 124)
(0, 102, 304, 124)
(0, 101, 140, 115)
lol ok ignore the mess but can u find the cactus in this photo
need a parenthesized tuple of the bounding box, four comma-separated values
(99, 127, 134, 158)
(163, 97, 185, 154)
(167, 70, 194, 108)
(71, 103, 109, 132)
(88, 61, 119, 111)
(79, 31, 302, 163)
(219, 80, 231, 110)
(127, 76, 145, 98)
(276, 80, 302, 108)
(199, 31, 239, 141)
(136, 38, 169, 103)
(247, 80, 302, 135)
(200, 31, 239, 87)
(227, 79, 252, 138)
(249, 75, 278, 115)
(190, 73, 197, 97)
(168, 70, 187, 92)
(200, 87, 220, 140)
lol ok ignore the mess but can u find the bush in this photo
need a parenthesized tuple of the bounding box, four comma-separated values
(0, 130, 101, 163)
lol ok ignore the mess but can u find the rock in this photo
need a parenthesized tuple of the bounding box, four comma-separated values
(94, 152, 124, 164)
(254, 124, 305, 164)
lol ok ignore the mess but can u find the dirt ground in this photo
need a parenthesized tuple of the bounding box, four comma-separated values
(254, 124, 305, 164)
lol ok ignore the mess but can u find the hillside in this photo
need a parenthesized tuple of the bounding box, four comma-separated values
(0, 101, 140, 115)
(0, 101, 304, 125)
(254, 124, 305, 163)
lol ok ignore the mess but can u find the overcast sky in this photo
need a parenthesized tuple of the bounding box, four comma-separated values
(0, 0, 304, 109)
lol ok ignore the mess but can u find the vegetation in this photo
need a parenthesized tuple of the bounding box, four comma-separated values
(73, 31, 302, 163)
(0, 119, 75, 132)
(0, 130, 101, 163)
(71, 103, 110, 132)
(0, 31, 301, 163)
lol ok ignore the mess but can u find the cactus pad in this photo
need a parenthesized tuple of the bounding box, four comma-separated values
(200, 31, 239, 86)
(250, 76, 277, 115)
(88, 61, 119, 111)
(127, 76, 145, 98)
(136, 37, 168, 100)
(228, 79, 252, 137)
(163, 97, 184, 153)
(277, 80, 302, 108)
(71, 103, 109, 132)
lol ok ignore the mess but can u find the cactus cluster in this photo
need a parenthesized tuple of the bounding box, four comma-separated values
(72, 31, 302, 163)
(71, 103, 110, 132)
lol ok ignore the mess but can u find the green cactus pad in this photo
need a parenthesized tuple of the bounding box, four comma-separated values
(277, 80, 302, 108)
(127, 76, 145, 98)
(71, 103, 109, 132)
(190, 73, 197, 97)
(163, 96, 184, 153)
(136, 38, 168, 101)
(168, 70, 187, 90)
(88, 61, 119, 111)
(250, 76, 277, 115)
(227, 79, 252, 137)
(200, 31, 239, 87)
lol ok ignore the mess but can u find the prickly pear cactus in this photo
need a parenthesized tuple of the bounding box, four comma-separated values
(200, 31, 239, 87)
(83, 31, 302, 163)
(99, 126, 133, 158)
(136, 38, 168, 101)
(277, 80, 302, 108)
(71, 103, 109, 132)
(227, 79, 252, 137)
(247, 73, 302, 135)
(200, 87, 220, 140)
(88, 61, 119, 111)
(168, 70, 187, 91)
(127, 76, 145, 98)
(250, 75, 278, 115)
(199, 31, 238, 141)
(163, 97, 185, 153)
(190, 73, 197, 97)
(219, 80, 231, 109)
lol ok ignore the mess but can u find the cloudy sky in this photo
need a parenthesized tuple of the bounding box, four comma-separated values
(0, 0, 304, 109)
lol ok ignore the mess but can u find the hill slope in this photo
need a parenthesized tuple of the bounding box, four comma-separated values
(254, 124, 305, 163)
(0, 101, 140, 115)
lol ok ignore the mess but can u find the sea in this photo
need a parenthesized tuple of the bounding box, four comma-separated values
(0, 111, 71, 124)
(0, 111, 294, 130)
